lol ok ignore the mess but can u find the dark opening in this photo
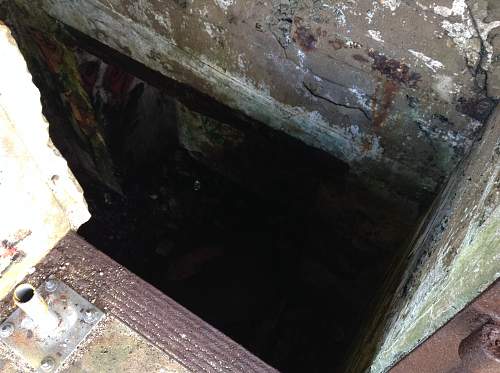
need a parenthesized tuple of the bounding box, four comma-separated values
(6, 20, 429, 373)
(14, 285, 35, 304)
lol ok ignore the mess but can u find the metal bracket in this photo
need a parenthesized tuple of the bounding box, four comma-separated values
(0, 279, 104, 372)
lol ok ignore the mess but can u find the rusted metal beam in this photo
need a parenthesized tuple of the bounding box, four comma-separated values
(0, 233, 277, 373)
(459, 323, 500, 373)
(389, 280, 500, 373)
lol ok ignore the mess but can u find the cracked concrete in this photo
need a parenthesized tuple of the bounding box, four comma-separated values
(14, 0, 496, 208)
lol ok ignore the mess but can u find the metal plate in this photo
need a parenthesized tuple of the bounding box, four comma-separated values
(0, 279, 104, 372)
(1, 233, 277, 373)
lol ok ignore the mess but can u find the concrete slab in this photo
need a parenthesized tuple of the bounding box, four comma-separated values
(0, 21, 89, 300)
(65, 317, 190, 373)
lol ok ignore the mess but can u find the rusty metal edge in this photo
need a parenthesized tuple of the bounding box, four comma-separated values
(389, 279, 500, 373)
(9, 232, 278, 373)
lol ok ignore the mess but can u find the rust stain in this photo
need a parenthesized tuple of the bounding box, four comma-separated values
(0, 244, 17, 259)
(367, 49, 422, 127)
(368, 49, 421, 87)
(293, 26, 317, 52)
(1, 231, 31, 259)
(371, 80, 399, 128)
(0, 236, 28, 276)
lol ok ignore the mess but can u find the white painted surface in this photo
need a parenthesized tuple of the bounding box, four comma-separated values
(409, 49, 444, 72)
(368, 29, 384, 43)
(0, 22, 90, 298)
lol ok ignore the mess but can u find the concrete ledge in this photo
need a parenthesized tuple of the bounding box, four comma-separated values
(0, 22, 89, 299)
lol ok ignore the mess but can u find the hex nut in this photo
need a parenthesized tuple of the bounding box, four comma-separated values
(45, 279, 58, 293)
(0, 322, 14, 338)
(83, 308, 96, 323)
(40, 356, 55, 372)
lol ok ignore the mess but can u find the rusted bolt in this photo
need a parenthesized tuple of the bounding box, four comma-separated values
(40, 356, 55, 372)
(44, 279, 57, 293)
(83, 308, 96, 323)
(459, 323, 500, 373)
(0, 322, 14, 338)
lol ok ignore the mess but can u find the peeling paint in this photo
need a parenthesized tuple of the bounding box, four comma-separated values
(469, 9, 500, 70)
(349, 86, 371, 112)
(214, 0, 234, 12)
(433, 75, 458, 103)
(204, 21, 216, 37)
(432, 0, 492, 69)
(433, 0, 467, 18)
(322, 3, 347, 27)
(368, 30, 384, 43)
(408, 50, 444, 72)
(347, 124, 383, 160)
(415, 1, 428, 11)
(297, 48, 306, 68)
(153, 12, 172, 34)
(31, 0, 492, 281)
(366, 9, 375, 24)
(441, 19, 479, 66)
(237, 53, 246, 70)
(380, 0, 401, 12)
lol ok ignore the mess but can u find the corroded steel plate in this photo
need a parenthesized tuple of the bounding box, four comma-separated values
(0, 279, 103, 372)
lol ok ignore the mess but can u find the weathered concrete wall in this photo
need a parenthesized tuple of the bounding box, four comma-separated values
(0, 22, 89, 299)
(29, 0, 498, 203)
(360, 104, 499, 372)
(2, 1, 498, 372)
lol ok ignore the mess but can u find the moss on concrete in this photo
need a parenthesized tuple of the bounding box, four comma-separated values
(368, 106, 500, 372)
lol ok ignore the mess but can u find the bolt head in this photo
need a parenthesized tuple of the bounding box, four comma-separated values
(40, 356, 55, 372)
(45, 279, 57, 293)
(83, 308, 96, 323)
(0, 322, 14, 338)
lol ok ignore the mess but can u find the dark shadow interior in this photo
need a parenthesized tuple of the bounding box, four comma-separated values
(8, 23, 431, 373)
